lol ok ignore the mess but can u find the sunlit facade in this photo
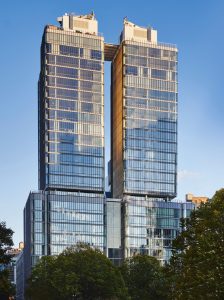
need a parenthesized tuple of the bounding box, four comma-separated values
(37, 13, 105, 252)
(21, 15, 190, 296)
(39, 14, 104, 192)
(23, 14, 106, 285)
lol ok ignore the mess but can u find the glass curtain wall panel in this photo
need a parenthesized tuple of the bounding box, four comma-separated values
(47, 191, 105, 255)
(106, 198, 122, 266)
(122, 196, 194, 263)
(39, 26, 105, 192)
(24, 191, 105, 271)
(111, 39, 178, 200)
(123, 41, 178, 198)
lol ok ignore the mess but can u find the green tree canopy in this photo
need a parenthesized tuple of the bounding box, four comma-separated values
(26, 243, 128, 300)
(0, 221, 14, 265)
(166, 188, 224, 299)
(0, 221, 14, 299)
(120, 254, 168, 300)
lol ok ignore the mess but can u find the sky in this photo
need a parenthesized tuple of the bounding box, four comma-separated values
(1, 0, 224, 246)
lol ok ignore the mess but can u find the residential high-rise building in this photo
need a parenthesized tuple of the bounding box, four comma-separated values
(111, 19, 177, 199)
(20, 13, 186, 297)
(39, 13, 104, 192)
(23, 13, 106, 284)
(38, 12, 105, 251)
(111, 20, 178, 260)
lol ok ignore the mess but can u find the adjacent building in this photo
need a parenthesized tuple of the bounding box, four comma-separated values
(4, 243, 23, 286)
(16, 251, 24, 300)
(186, 193, 209, 207)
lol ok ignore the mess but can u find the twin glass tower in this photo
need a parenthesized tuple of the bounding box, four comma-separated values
(23, 12, 181, 280)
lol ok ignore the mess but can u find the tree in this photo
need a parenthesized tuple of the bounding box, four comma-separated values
(120, 254, 168, 300)
(0, 222, 14, 265)
(0, 221, 15, 299)
(166, 189, 224, 299)
(25, 256, 61, 300)
(26, 243, 129, 300)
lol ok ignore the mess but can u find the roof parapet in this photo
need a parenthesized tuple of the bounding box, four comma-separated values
(57, 12, 98, 35)
(121, 18, 157, 44)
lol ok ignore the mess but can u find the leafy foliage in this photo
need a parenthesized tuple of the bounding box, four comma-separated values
(26, 243, 128, 300)
(166, 189, 224, 299)
(120, 254, 168, 300)
(26, 189, 224, 299)
(0, 270, 15, 299)
(0, 221, 14, 298)
(0, 222, 14, 265)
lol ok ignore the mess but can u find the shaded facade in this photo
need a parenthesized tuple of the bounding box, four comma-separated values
(123, 197, 194, 261)
(23, 191, 104, 278)
(106, 198, 122, 265)
(16, 251, 24, 300)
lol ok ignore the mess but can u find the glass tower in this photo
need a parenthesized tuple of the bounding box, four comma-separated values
(39, 13, 104, 192)
(22, 14, 184, 284)
(111, 20, 178, 261)
(18, 14, 196, 300)
(37, 13, 105, 251)
(23, 14, 106, 282)
(111, 20, 177, 199)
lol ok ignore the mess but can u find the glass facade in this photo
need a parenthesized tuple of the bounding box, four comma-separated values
(123, 42, 178, 197)
(20, 15, 198, 300)
(36, 19, 106, 251)
(24, 16, 106, 282)
(123, 196, 194, 263)
(106, 199, 122, 265)
(48, 191, 104, 254)
(111, 22, 179, 261)
(16, 252, 24, 300)
(24, 191, 105, 269)
(39, 26, 104, 192)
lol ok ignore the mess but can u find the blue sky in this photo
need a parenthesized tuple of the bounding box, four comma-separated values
(1, 0, 224, 246)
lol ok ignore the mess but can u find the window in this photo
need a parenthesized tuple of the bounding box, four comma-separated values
(55, 67, 78, 78)
(90, 50, 102, 60)
(80, 59, 101, 71)
(149, 90, 177, 101)
(126, 66, 138, 76)
(49, 88, 78, 100)
(46, 43, 52, 53)
(172, 72, 177, 81)
(59, 45, 79, 56)
(126, 87, 147, 98)
(148, 48, 161, 58)
(53, 77, 78, 89)
(81, 102, 93, 113)
(151, 69, 167, 80)
(143, 68, 148, 77)
(56, 56, 79, 67)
